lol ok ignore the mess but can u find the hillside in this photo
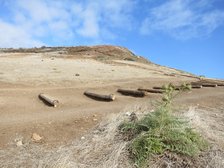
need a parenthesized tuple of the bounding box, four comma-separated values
(0, 45, 224, 167)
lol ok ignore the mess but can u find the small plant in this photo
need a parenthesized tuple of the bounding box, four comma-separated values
(199, 75, 206, 80)
(161, 83, 191, 108)
(119, 83, 208, 167)
(124, 57, 135, 61)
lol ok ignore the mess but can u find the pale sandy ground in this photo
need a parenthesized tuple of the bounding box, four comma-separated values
(0, 52, 223, 167)
(0, 53, 183, 147)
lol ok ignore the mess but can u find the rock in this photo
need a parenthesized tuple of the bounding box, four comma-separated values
(93, 130, 100, 134)
(16, 140, 23, 147)
(32, 133, 42, 141)
(75, 73, 80, 76)
(93, 118, 98, 121)
(81, 136, 85, 140)
(125, 112, 131, 116)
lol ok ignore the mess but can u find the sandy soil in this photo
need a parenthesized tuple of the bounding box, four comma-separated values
(0, 50, 223, 167)
(0, 52, 193, 147)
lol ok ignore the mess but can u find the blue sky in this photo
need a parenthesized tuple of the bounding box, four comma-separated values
(0, 0, 224, 79)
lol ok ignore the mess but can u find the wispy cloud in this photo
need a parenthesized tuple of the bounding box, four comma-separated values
(0, 0, 135, 48)
(74, 0, 135, 38)
(140, 0, 224, 39)
(0, 0, 223, 48)
(0, 19, 44, 48)
(73, 2, 100, 38)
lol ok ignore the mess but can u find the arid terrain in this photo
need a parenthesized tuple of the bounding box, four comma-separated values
(0, 45, 224, 167)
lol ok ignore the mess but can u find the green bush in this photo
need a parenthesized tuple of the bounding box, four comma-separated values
(119, 83, 208, 167)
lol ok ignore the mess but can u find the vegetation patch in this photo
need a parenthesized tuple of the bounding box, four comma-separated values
(119, 83, 208, 167)
(124, 57, 136, 61)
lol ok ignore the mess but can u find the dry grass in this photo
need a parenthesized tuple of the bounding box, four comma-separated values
(0, 103, 150, 168)
(147, 146, 224, 168)
(184, 106, 224, 149)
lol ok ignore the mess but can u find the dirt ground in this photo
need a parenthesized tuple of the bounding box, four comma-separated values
(0, 48, 223, 167)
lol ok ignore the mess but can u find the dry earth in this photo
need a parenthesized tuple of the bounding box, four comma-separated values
(0, 46, 223, 167)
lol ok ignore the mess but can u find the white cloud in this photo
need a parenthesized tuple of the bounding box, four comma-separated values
(16, 0, 69, 23)
(102, 0, 135, 29)
(0, 19, 44, 48)
(3, 0, 222, 47)
(140, 0, 224, 39)
(74, 0, 135, 38)
(0, 0, 73, 47)
(75, 3, 100, 38)
(0, 0, 135, 48)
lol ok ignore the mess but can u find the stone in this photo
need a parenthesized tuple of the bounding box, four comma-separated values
(93, 118, 98, 121)
(16, 140, 23, 147)
(125, 112, 131, 116)
(32, 133, 42, 141)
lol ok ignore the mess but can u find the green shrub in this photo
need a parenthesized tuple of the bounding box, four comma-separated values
(119, 83, 208, 167)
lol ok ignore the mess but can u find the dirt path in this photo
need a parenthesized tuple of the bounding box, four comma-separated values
(0, 85, 223, 168)
(1, 82, 223, 148)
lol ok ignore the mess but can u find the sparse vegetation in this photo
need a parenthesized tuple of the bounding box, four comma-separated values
(119, 83, 208, 167)
(199, 75, 206, 80)
(96, 55, 110, 61)
(124, 57, 135, 61)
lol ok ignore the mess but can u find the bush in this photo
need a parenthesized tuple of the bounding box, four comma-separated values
(119, 83, 208, 167)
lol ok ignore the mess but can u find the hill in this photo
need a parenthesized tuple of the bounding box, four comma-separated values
(0, 45, 223, 167)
